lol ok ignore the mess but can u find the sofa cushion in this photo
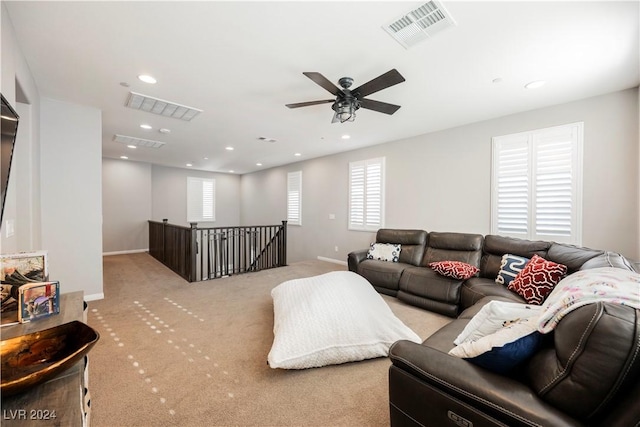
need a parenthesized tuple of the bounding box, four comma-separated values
(495, 254, 530, 286)
(376, 229, 428, 266)
(399, 266, 463, 305)
(357, 259, 409, 294)
(546, 243, 603, 273)
(508, 255, 567, 305)
(527, 303, 640, 422)
(580, 251, 637, 272)
(429, 260, 479, 280)
(461, 277, 525, 309)
(366, 242, 401, 262)
(422, 232, 483, 266)
(480, 235, 551, 279)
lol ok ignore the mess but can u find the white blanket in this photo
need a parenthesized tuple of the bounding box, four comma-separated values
(267, 271, 421, 369)
(538, 267, 640, 333)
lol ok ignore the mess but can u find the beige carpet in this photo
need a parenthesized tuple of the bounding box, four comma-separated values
(87, 254, 451, 426)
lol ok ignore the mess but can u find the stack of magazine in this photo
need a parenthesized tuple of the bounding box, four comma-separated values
(1, 251, 60, 326)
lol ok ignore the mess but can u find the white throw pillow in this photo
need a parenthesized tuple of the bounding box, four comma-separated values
(268, 271, 421, 369)
(450, 301, 542, 357)
(366, 243, 401, 262)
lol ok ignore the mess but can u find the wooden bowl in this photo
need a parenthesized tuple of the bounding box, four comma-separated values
(1, 320, 99, 396)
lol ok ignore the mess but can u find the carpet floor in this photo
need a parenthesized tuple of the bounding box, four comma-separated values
(87, 253, 451, 426)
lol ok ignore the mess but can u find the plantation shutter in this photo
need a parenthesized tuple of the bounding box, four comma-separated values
(349, 157, 385, 231)
(491, 123, 582, 244)
(533, 126, 580, 240)
(287, 171, 302, 226)
(187, 177, 215, 223)
(493, 134, 529, 236)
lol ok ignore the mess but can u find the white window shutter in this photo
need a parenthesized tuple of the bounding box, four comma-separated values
(187, 177, 215, 223)
(349, 157, 385, 231)
(491, 123, 582, 244)
(287, 171, 302, 225)
(492, 134, 529, 236)
(533, 125, 581, 241)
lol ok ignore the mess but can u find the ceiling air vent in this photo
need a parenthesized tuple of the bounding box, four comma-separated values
(125, 92, 203, 121)
(113, 134, 166, 149)
(383, 1, 456, 49)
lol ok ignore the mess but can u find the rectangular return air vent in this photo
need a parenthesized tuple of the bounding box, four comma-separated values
(383, 1, 456, 49)
(125, 92, 203, 121)
(113, 134, 166, 149)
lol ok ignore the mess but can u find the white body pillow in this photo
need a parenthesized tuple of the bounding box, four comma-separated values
(268, 271, 421, 369)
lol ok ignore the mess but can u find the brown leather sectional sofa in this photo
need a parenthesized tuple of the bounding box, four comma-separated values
(347, 229, 640, 427)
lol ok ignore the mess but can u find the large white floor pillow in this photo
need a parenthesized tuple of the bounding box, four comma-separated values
(267, 271, 421, 369)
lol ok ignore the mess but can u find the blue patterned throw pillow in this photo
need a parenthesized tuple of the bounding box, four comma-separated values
(495, 254, 530, 286)
(366, 243, 401, 262)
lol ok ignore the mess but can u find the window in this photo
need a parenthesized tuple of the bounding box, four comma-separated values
(287, 171, 302, 226)
(349, 157, 385, 231)
(491, 122, 583, 244)
(187, 177, 215, 223)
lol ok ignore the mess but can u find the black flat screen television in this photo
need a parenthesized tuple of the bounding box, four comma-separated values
(1, 94, 20, 227)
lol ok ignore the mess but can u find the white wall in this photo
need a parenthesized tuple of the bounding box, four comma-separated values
(241, 88, 640, 263)
(151, 164, 241, 227)
(102, 158, 151, 253)
(1, 4, 41, 255)
(41, 98, 103, 300)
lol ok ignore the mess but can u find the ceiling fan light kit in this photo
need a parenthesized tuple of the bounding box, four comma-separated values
(286, 69, 405, 123)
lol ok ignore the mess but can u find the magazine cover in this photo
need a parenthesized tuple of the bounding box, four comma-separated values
(18, 281, 60, 323)
(1, 251, 49, 326)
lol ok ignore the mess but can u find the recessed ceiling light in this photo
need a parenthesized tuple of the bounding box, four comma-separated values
(341, 134, 350, 140)
(256, 162, 262, 166)
(159, 128, 171, 134)
(229, 170, 235, 173)
(127, 145, 137, 149)
(294, 153, 302, 157)
(120, 156, 128, 160)
(140, 124, 152, 130)
(525, 80, 546, 89)
(186, 163, 193, 167)
(138, 74, 157, 84)
(203, 157, 209, 160)
(225, 146, 234, 151)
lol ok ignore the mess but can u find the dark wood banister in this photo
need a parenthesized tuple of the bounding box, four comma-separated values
(148, 220, 287, 282)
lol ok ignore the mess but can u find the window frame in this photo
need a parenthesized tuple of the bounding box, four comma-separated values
(187, 176, 216, 223)
(287, 171, 302, 226)
(348, 157, 385, 232)
(491, 122, 583, 244)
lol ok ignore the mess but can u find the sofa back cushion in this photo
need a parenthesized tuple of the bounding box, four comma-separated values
(422, 232, 483, 267)
(480, 235, 551, 279)
(580, 251, 637, 272)
(526, 303, 640, 422)
(376, 229, 428, 266)
(546, 243, 603, 274)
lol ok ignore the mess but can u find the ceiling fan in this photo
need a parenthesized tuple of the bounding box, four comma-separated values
(286, 69, 405, 123)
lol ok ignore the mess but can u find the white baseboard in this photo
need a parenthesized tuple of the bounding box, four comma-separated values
(317, 256, 348, 266)
(103, 249, 148, 256)
(84, 293, 104, 301)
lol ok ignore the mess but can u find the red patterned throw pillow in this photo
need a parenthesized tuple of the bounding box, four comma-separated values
(507, 254, 568, 305)
(429, 261, 480, 280)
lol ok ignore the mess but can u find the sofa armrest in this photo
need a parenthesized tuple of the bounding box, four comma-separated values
(347, 249, 368, 272)
(389, 340, 581, 427)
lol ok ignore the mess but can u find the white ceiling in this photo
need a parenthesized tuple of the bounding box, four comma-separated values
(5, 1, 639, 175)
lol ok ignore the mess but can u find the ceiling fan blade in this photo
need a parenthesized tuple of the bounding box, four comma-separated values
(352, 69, 405, 99)
(286, 99, 334, 109)
(303, 72, 344, 96)
(359, 98, 401, 115)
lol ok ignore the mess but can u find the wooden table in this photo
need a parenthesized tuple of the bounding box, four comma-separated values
(1, 291, 91, 426)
